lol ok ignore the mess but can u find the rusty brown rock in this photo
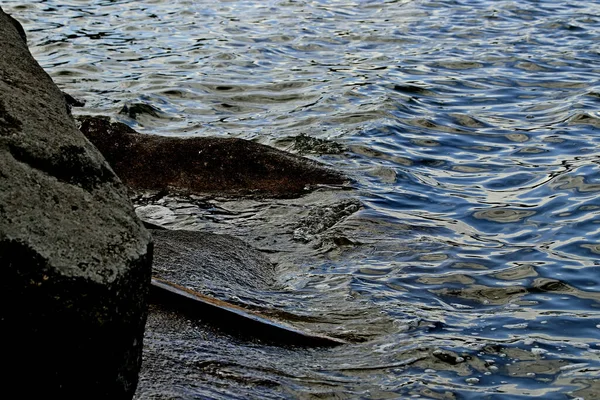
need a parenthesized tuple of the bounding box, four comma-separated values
(78, 115, 347, 198)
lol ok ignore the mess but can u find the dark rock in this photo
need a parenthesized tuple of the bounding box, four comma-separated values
(293, 198, 361, 242)
(63, 90, 85, 107)
(432, 350, 464, 365)
(151, 229, 277, 301)
(0, 9, 152, 399)
(62, 91, 85, 116)
(6, 12, 26, 43)
(277, 133, 347, 155)
(77, 115, 347, 198)
(148, 229, 347, 348)
(119, 102, 162, 119)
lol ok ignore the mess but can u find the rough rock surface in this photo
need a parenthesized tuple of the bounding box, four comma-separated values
(77, 115, 347, 198)
(0, 9, 152, 399)
(151, 229, 277, 301)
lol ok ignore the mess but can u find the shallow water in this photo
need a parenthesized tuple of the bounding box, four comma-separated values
(5, 0, 600, 398)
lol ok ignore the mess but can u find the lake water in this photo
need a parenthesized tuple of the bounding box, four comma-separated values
(5, 1, 600, 398)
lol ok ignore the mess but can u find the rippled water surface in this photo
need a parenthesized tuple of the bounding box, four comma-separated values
(6, 0, 600, 398)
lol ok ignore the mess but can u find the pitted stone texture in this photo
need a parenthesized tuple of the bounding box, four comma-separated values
(0, 9, 152, 399)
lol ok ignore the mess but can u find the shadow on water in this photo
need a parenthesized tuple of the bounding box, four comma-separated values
(5, 0, 600, 398)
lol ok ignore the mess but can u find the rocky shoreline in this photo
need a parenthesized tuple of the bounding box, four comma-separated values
(0, 8, 359, 399)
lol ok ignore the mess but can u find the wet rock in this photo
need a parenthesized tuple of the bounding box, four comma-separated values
(432, 350, 466, 365)
(119, 103, 162, 119)
(150, 229, 277, 301)
(77, 115, 347, 198)
(63, 91, 85, 110)
(148, 229, 349, 347)
(277, 133, 347, 155)
(293, 198, 361, 242)
(0, 9, 152, 399)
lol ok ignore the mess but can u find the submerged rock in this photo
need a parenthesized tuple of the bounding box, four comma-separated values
(0, 9, 152, 399)
(293, 198, 362, 242)
(148, 229, 346, 346)
(277, 133, 347, 155)
(77, 115, 347, 198)
(119, 102, 162, 119)
(150, 229, 277, 301)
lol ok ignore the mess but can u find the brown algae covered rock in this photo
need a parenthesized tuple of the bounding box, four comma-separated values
(77, 115, 348, 198)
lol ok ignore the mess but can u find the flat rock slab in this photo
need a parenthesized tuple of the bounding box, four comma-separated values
(148, 229, 348, 348)
(0, 9, 152, 398)
(78, 115, 348, 198)
(151, 229, 277, 302)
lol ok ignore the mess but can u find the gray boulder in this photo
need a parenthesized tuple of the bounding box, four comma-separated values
(0, 9, 152, 399)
